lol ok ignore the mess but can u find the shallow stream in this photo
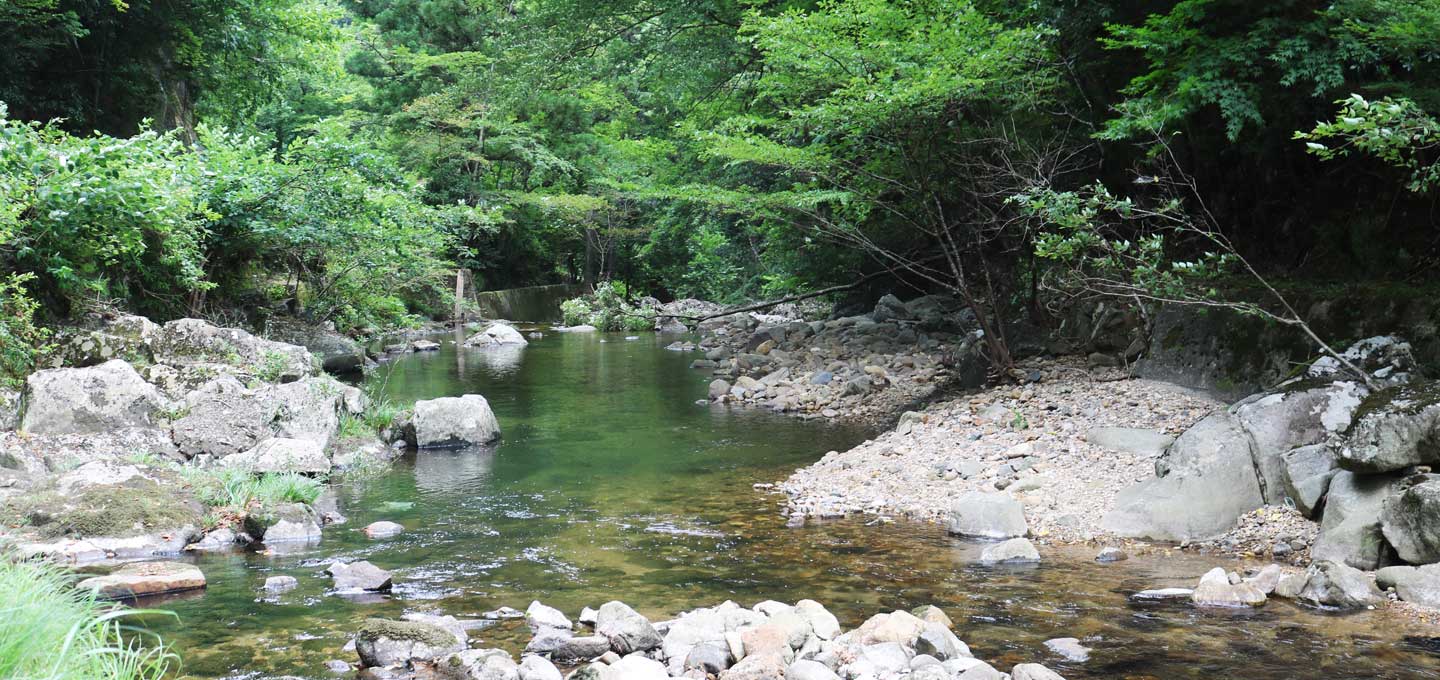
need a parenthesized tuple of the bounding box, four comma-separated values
(147, 329, 1440, 679)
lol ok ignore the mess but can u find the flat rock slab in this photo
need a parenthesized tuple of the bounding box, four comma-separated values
(1085, 427, 1174, 458)
(77, 561, 206, 600)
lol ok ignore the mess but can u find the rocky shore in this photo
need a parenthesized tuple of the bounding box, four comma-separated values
(351, 598, 1070, 680)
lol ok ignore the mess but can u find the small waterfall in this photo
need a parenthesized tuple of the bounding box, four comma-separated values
(473, 284, 588, 322)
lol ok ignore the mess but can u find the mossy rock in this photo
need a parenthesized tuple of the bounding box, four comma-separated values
(8, 476, 203, 539)
(357, 618, 458, 648)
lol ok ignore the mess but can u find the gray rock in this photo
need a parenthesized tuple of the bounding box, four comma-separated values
(518, 655, 563, 680)
(1278, 444, 1340, 518)
(915, 622, 970, 661)
(810, 371, 834, 385)
(190, 527, 240, 552)
(1095, 547, 1128, 563)
(326, 560, 393, 592)
(1084, 427, 1174, 458)
(686, 643, 734, 675)
(153, 318, 315, 382)
(1381, 478, 1440, 564)
(172, 376, 348, 458)
(76, 561, 206, 599)
(872, 294, 912, 323)
(596, 601, 662, 654)
(1012, 664, 1067, 680)
(526, 601, 573, 632)
(858, 642, 910, 674)
(795, 600, 841, 640)
(20, 360, 164, 435)
(609, 654, 669, 680)
(1376, 564, 1440, 608)
(1312, 470, 1403, 570)
(1231, 381, 1366, 503)
(524, 627, 574, 655)
(407, 394, 500, 448)
(1101, 411, 1264, 542)
(363, 521, 405, 539)
(787, 659, 839, 680)
(219, 437, 330, 474)
(246, 502, 322, 544)
(325, 660, 351, 673)
(1, 389, 19, 431)
(947, 492, 1027, 539)
(1339, 382, 1440, 473)
(263, 575, 298, 593)
(1293, 560, 1384, 609)
(1130, 588, 1194, 600)
(550, 635, 610, 662)
(1191, 568, 1266, 607)
(467, 323, 529, 348)
(978, 538, 1041, 564)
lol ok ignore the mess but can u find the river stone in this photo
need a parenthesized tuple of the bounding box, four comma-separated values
(596, 601, 662, 654)
(947, 492, 1027, 539)
(190, 527, 240, 552)
(1339, 382, 1440, 473)
(1131, 588, 1194, 600)
(709, 379, 731, 400)
(526, 600, 573, 632)
(610, 654, 669, 680)
(685, 643, 734, 675)
(1278, 444, 1340, 518)
(1377, 564, 1440, 607)
(518, 655, 562, 680)
(1293, 560, 1384, 609)
(851, 610, 926, 647)
(795, 600, 841, 640)
(1044, 637, 1090, 662)
(153, 318, 315, 381)
(1101, 411, 1264, 542)
(246, 502, 322, 544)
(1312, 470, 1404, 570)
(788, 659, 839, 680)
(1191, 568, 1266, 607)
(978, 538, 1041, 564)
(76, 561, 206, 599)
(1084, 427, 1174, 458)
(557, 325, 597, 333)
(915, 622, 970, 661)
(263, 575, 298, 593)
(20, 360, 164, 435)
(363, 521, 405, 539)
(550, 635, 610, 662)
(1231, 381, 1366, 503)
(859, 642, 910, 674)
(1379, 477, 1440, 564)
(326, 560, 393, 592)
(356, 618, 465, 668)
(409, 394, 501, 448)
(1012, 664, 1067, 680)
(220, 437, 330, 474)
(468, 323, 528, 348)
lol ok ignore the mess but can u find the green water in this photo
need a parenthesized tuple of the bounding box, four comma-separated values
(150, 330, 1440, 679)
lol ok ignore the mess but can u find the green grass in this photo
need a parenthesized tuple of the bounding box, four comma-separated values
(179, 468, 323, 512)
(0, 559, 178, 680)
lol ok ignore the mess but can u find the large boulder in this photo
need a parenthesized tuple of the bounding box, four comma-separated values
(152, 318, 315, 382)
(76, 561, 206, 600)
(1381, 477, 1440, 565)
(1377, 564, 1440, 608)
(946, 492, 1027, 539)
(596, 601, 662, 655)
(263, 318, 366, 375)
(1231, 380, 1366, 503)
(19, 360, 164, 435)
(219, 437, 330, 474)
(171, 376, 348, 459)
(1277, 444, 1341, 518)
(466, 323, 528, 348)
(1311, 470, 1403, 570)
(1292, 560, 1384, 609)
(407, 394, 501, 448)
(1339, 381, 1440, 473)
(0, 389, 18, 431)
(356, 618, 464, 668)
(1101, 411, 1264, 542)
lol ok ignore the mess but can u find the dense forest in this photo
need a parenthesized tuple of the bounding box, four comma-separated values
(3, 0, 1439, 382)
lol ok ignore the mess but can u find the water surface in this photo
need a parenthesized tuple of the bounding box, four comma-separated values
(151, 330, 1440, 679)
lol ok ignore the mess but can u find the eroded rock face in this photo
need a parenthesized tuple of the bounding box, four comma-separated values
(76, 561, 206, 600)
(1102, 411, 1264, 542)
(978, 538, 1040, 565)
(1381, 477, 1440, 565)
(1231, 380, 1366, 503)
(407, 394, 501, 448)
(1339, 381, 1440, 473)
(20, 360, 164, 435)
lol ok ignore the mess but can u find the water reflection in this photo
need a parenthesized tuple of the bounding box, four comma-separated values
(411, 445, 498, 494)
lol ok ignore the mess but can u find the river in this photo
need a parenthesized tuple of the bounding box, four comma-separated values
(147, 329, 1440, 679)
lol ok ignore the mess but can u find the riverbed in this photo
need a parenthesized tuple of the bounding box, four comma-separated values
(146, 329, 1440, 679)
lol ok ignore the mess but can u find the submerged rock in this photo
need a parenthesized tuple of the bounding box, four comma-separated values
(978, 538, 1041, 565)
(1191, 568, 1266, 608)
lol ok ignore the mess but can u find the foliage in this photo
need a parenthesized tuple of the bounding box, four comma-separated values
(0, 273, 51, 388)
(560, 281, 655, 331)
(0, 558, 177, 680)
(181, 468, 324, 512)
(1298, 94, 1440, 192)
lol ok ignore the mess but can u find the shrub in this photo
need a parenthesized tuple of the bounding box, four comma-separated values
(0, 273, 50, 388)
(0, 558, 177, 680)
(558, 281, 656, 331)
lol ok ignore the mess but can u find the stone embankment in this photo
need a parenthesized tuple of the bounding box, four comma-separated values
(0, 314, 508, 567)
(352, 598, 1070, 680)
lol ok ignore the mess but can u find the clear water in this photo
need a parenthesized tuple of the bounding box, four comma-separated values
(146, 330, 1440, 679)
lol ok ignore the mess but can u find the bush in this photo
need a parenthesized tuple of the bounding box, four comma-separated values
(0, 273, 50, 388)
(558, 281, 656, 331)
(0, 558, 177, 680)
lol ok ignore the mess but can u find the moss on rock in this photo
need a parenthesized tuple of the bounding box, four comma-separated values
(358, 618, 458, 648)
(6, 476, 203, 539)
